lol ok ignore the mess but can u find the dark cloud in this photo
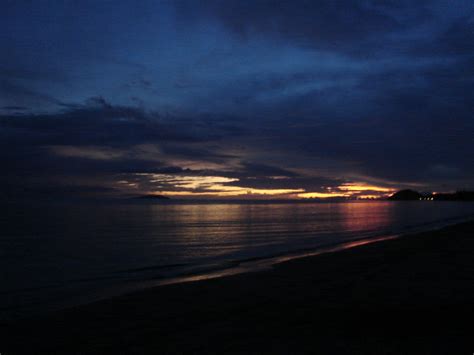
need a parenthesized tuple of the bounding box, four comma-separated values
(227, 175, 344, 192)
(1, 1, 474, 198)
(179, 0, 431, 54)
(2, 106, 28, 111)
(237, 163, 298, 178)
(0, 80, 62, 109)
(0, 101, 202, 148)
(416, 15, 474, 56)
(0, 98, 238, 197)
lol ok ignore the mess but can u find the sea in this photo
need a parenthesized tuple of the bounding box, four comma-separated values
(2, 200, 474, 321)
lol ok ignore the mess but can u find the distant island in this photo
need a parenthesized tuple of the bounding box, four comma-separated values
(388, 189, 474, 201)
(387, 189, 423, 200)
(134, 194, 170, 200)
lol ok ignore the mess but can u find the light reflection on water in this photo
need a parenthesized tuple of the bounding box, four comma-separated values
(1, 200, 474, 319)
(336, 202, 396, 232)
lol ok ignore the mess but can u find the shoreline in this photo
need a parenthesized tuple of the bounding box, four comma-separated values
(2, 219, 474, 354)
(3, 213, 471, 323)
(154, 212, 474, 288)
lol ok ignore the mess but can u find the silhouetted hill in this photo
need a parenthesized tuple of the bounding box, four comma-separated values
(388, 189, 423, 201)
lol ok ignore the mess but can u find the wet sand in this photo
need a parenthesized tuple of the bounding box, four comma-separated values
(2, 221, 474, 354)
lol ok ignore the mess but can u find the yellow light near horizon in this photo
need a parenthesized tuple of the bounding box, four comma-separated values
(135, 173, 305, 197)
(356, 195, 380, 200)
(130, 173, 397, 199)
(338, 183, 394, 193)
(297, 192, 350, 199)
(159, 186, 305, 197)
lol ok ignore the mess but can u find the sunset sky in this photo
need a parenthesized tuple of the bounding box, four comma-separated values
(1, 0, 473, 199)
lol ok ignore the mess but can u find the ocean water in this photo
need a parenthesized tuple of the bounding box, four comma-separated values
(1, 200, 474, 320)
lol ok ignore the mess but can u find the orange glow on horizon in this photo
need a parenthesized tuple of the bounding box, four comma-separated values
(297, 192, 350, 199)
(135, 174, 304, 197)
(158, 187, 305, 197)
(128, 173, 398, 199)
(338, 183, 395, 193)
(297, 182, 395, 199)
(356, 194, 382, 200)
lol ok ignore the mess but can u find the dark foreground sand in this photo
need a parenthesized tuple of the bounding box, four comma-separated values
(2, 221, 474, 354)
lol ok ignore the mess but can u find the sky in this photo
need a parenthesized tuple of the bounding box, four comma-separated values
(1, 0, 473, 200)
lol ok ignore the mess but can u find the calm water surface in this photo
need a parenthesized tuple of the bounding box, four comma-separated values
(1, 200, 474, 320)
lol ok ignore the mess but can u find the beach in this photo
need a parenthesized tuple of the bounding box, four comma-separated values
(2, 220, 474, 354)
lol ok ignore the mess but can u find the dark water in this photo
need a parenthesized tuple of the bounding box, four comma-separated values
(1, 200, 474, 320)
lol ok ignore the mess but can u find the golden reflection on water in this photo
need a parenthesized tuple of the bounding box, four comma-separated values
(147, 201, 397, 223)
(335, 201, 396, 233)
(147, 201, 397, 243)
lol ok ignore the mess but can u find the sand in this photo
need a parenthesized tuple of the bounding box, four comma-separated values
(2, 221, 474, 354)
